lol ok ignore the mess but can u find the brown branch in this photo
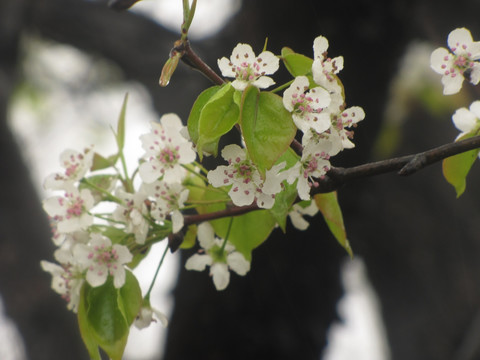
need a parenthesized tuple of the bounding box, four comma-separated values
(182, 135, 480, 227)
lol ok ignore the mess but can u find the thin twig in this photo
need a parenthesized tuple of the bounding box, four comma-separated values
(182, 135, 480, 226)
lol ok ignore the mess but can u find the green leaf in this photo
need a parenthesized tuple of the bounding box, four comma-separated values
(115, 93, 128, 154)
(187, 86, 220, 146)
(83, 272, 141, 360)
(240, 86, 297, 176)
(314, 192, 353, 258)
(117, 271, 143, 325)
(197, 83, 239, 158)
(80, 174, 118, 202)
(78, 285, 101, 360)
(442, 131, 480, 197)
(281, 48, 313, 77)
(268, 148, 300, 231)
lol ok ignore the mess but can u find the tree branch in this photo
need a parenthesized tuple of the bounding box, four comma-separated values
(182, 135, 480, 226)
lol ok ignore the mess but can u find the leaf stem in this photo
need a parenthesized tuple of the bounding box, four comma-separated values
(145, 243, 169, 299)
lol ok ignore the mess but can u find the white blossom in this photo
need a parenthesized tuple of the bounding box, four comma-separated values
(185, 222, 250, 291)
(139, 114, 196, 184)
(430, 28, 480, 95)
(283, 76, 331, 134)
(73, 234, 132, 288)
(113, 187, 149, 244)
(134, 304, 168, 329)
(287, 142, 331, 200)
(143, 181, 189, 233)
(312, 36, 344, 92)
(43, 186, 95, 234)
(329, 106, 366, 149)
(218, 43, 279, 91)
(288, 201, 319, 230)
(44, 147, 94, 190)
(452, 100, 480, 140)
(207, 144, 284, 209)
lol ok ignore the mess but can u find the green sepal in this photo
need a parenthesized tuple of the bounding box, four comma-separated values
(91, 153, 119, 171)
(314, 191, 353, 258)
(240, 85, 297, 177)
(442, 130, 480, 197)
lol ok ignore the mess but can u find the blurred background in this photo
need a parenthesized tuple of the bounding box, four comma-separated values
(2, 0, 480, 359)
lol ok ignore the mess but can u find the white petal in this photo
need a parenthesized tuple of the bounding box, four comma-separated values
(112, 267, 126, 288)
(160, 113, 183, 131)
(231, 79, 248, 91)
(442, 73, 464, 95)
(252, 76, 275, 89)
(113, 244, 133, 264)
(210, 263, 230, 291)
(289, 211, 310, 230)
(230, 43, 255, 67)
(86, 267, 108, 287)
(197, 222, 215, 249)
(139, 161, 161, 184)
(227, 252, 250, 276)
(218, 57, 236, 77)
(452, 107, 477, 133)
(228, 185, 255, 206)
(448, 28, 473, 53)
(171, 210, 184, 234)
(430, 48, 451, 74)
(309, 87, 331, 110)
(256, 50, 279, 74)
(221, 144, 244, 162)
(207, 165, 230, 187)
(469, 100, 480, 119)
(469, 63, 480, 85)
(313, 36, 329, 59)
(185, 254, 212, 271)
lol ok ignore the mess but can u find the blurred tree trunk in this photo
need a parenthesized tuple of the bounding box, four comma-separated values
(0, 1, 88, 359)
(0, 0, 478, 359)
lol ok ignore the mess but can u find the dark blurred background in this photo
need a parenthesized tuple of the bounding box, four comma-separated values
(2, 0, 480, 359)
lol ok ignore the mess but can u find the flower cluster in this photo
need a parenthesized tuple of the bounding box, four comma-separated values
(282, 36, 365, 200)
(41, 113, 198, 321)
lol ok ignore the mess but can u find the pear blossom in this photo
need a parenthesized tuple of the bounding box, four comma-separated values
(41, 244, 85, 312)
(430, 28, 480, 95)
(185, 222, 250, 291)
(283, 76, 332, 134)
(288, 201, 319, 230)
(312, 36, 344, 92)
(218, 43, 279, 91)
(43, 187, 95, 233)
(207, 144, 284, 209)
(44, 147, 94, 190)
(73, 233, 132, 288)
(143, 181, 189, 233)
(139, 114, 196, 184)
(451, 100, 480, 140)
(287, 142, 332, 200)
(329, 106, 366, 149)
(113, 188, 149, 244)
(134, 302, 168, 329)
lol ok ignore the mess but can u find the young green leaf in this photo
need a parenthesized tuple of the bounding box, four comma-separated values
(281, 48, 314, 77)
(197, 83, 239, 157)
(442, 131, 480, 197)
(187, 85, 220, 146)
(314, 192, 353, 258)
(240, 86, 297, 176)
(78, 285, 101, 360)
